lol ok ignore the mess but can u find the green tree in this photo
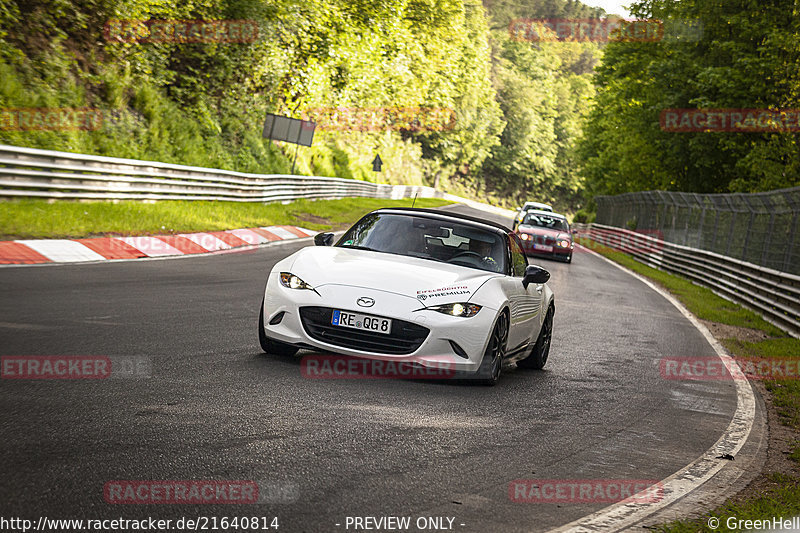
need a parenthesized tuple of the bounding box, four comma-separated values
(579, 0, 800, 196)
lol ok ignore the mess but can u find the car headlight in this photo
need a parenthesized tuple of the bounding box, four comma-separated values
(428, 302, 481, 317)
(557, 239, 570, 248)
(280, 272, 313, 290)
(520, 234, 530, 240)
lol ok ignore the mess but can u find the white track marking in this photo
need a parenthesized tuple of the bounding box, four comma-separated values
(226, 229, 271, 245)
(15, 240, 106, 262)
(116, 237, 182, 257)
(178, 232, 231, 251)
(551, 244, 756, 532)
(296, 227, 318, 237)
(262, 226, 299, 239)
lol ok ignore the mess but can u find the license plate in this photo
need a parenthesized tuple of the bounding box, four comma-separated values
(331, 310, 392, 335)
(533, 244, 553, 252)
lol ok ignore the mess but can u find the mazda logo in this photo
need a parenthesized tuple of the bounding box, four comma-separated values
(356, 297, 375, 307)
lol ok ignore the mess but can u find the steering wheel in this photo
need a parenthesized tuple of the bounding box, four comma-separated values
(449, 251, 484, 262)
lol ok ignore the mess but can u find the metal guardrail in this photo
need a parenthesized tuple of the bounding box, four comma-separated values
(0, 143, 518, 217)
(577, 223, 800, 338)
(595, 187, 800, 275)
(0, 144, 440, 203)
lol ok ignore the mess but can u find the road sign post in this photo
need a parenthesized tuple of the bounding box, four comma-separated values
(262, 113, 316, 175)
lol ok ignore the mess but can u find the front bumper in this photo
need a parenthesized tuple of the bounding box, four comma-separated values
(519, 240, 572, 259)
(262, 274, 497, 373)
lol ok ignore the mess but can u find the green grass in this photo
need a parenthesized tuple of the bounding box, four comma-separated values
(0, 197, 453, 239)
(769, 379, 800, 431)
(651, 473, 800, 533)
(576, 237, 784, 336)
(721, 337, 800, 360)
(722, 337, 800, 442)
(580, 236, 800, 533)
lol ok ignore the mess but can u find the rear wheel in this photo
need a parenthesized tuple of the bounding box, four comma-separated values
(474, 312, 508, 386)
(258, 300, 298, 356)
(518, 305, 553, 370)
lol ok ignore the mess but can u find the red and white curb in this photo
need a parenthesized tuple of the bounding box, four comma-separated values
(0, 226, 317, 265)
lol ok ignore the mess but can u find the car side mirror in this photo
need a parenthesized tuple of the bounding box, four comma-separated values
(314, 232, 334, 246)
(522, 265, 550, 288)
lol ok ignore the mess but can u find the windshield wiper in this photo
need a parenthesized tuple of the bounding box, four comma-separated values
(410, 254, 445, 263)
(339, 245, 377, 251)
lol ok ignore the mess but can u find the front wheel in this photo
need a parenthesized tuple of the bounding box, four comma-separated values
(517, 305, 553, 370)
(474, 312, 508, 386)
(258, 300, 298, 356)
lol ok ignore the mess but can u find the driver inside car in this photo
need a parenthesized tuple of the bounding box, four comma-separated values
(468, 237, 500, 271)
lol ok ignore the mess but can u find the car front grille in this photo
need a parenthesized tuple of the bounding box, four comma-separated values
(299, 306, 429, 355)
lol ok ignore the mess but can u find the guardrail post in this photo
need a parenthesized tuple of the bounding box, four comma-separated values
(696, 197, 707, 249)
(785, 212, 798, 273)
(760, 195, 776, 267)
(709, 201, 720, 253)
(650, 191, 661, 230)
(686, 192, 699, 246)
(724, 195, 737, 257)
(741, 195, 757, 262)
(783, 188, 799, 273)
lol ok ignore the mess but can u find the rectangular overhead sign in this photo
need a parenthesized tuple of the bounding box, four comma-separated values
(262, 113, 316, 147)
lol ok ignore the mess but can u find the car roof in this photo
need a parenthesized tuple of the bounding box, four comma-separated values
(372, 207, 511, 234)
(523, 210, 568, 220)
(523, 202, 551, 208)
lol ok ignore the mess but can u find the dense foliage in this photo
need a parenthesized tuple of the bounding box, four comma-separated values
(6, 0, 793, 212)
(579, 0, 800, 196)
(0, 0, 601, 211)
(481, 0, 602, 210)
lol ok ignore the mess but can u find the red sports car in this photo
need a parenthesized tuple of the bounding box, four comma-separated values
(515, 210, 574, 263)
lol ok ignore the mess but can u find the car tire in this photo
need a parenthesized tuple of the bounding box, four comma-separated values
(474, 311, 508, 386)
(258, 300, 299, 356)
(517, 305, 553, 370)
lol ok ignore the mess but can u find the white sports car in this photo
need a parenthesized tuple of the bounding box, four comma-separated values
(258, 208, 555, 385)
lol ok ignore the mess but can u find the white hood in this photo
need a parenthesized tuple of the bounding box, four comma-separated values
(286, 246, 497, 305)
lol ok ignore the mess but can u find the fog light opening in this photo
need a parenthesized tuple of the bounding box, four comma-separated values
(448, 340, 469, 359)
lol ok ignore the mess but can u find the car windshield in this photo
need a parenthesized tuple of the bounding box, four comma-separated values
(523, 203, 551, 211)
(338, 213, 506, 273)
(522, 214, 569, 231)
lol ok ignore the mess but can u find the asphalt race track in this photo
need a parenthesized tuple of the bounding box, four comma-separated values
(0, 205, 739, 532)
